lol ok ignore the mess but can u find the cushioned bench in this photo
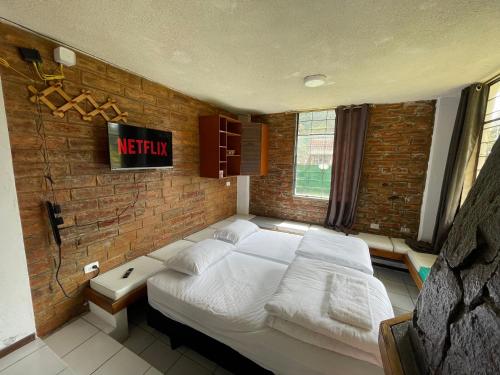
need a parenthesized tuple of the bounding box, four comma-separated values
(351, 232, 437, 289)
(148, 239, 193, 262)
(84, 256, 166, 341)
(184, 227, 217, 242)
(227, 213, 256, 221)
(274, 220, 310, 235)
(391, 238, 437, 287)
(90, 256, 165, 300)
(309, 225, 346, 236)
(352, 232, 394, 253)
(210, 218, 234, 229)
(184, 214, 256, 242)
(249, 216, 311, 235)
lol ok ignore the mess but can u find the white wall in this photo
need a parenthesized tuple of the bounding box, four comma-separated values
(418, 94, 461, 242)
(236, 176, 250, 214)
(0, 76, 36, 351)
(236, 115, 251, 215)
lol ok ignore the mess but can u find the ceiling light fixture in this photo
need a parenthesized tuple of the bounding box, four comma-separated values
(304, 74, 326, 88)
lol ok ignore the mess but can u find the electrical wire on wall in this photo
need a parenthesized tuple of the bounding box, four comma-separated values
(29, 65, 85, 299)
(28, 65, 139, 298)
(32, 61, 64, 82)
(1, 55, 139, 298)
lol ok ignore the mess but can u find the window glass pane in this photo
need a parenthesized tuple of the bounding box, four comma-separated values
(484, 118, 500, 130)
(476, 81, 500, 177)
(294, 110, 335, 199)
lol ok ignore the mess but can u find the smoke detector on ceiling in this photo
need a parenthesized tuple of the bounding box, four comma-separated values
(304, 74, 327, 88)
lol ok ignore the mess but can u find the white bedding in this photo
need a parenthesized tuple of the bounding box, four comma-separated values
(235, 229, 302, 264)
(148, 252, 384, 375)
(265, 256, 393, 366)
(297, 230, 374, 275)
(328, 273, 372, 330)
(149, 299, 383, 375)
(148, 252, 286, 332)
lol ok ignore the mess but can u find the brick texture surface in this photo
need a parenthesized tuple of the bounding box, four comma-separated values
(251, 101, 435, 238)
(0, 22, 236, 336)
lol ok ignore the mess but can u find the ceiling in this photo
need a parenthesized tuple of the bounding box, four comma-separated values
(1, 0, 499, 114)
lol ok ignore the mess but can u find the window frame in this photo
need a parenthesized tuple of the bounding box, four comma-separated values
(474, 77, 500, 178)
(292, 110, 335, 201)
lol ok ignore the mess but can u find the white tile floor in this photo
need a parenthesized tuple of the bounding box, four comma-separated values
(373, 265, 418, 315)
(0, 339, 70, 375)
(0, 265, 417, 375)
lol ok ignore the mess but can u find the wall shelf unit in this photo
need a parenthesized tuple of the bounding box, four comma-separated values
(199, 115, 242, 178)
(199, 115, 268, 178)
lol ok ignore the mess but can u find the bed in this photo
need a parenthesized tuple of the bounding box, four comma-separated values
(147, 251, 385, 375)
(235, 229, 302, 265)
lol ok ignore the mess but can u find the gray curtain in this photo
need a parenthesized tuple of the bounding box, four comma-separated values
(325, 104, 369, 231)
(430, 83, 489, 251)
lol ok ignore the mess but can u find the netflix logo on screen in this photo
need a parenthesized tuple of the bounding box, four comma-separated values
(107, 122, 173, 170)
(117, 138, 168, 156)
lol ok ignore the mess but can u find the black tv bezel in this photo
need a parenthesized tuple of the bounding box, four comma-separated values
(107, 122, 173, 171)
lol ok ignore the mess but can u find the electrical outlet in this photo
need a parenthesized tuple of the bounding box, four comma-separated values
(84, 261, 99, 274)
(400, 227, 411, 233)
(226, 181, 231, 187)
(370, 223, 380, 230)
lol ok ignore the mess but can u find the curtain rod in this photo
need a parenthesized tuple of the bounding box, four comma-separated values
(283, 104, 375, 114)
(485, 72, 500, 85)
(339, 104, 372, 110)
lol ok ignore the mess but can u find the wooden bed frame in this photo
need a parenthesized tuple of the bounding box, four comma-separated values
(378, 313, 413, 375)
(83, 284, 147, 315)
(147, 305, 273, 375)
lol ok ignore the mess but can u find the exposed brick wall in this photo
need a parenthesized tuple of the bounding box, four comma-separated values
(250, 112, 329, 224)
(0, 22, 236, 336)
(251, 101, 435, 238)
(355, 102, 435, 237)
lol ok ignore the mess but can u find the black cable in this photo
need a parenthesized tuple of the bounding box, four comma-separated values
(55, 243, 100, 299)
(28, 68, 136, 298)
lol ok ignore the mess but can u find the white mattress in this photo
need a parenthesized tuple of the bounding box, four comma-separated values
(235, 229, 302, 264)
(147, 253, 383, 375)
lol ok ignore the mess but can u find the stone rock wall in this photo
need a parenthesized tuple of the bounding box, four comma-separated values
(412, 138, 500, 374)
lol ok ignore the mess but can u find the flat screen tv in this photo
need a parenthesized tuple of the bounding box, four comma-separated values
(108, 122, 173, 170)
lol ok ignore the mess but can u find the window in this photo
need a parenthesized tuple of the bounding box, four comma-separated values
(294, 110, 335, 199)
(476, 80, 500, 177)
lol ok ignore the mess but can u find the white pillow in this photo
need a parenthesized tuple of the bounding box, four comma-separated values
(214, 219, 259, 244)
(165, 239, 235, 275)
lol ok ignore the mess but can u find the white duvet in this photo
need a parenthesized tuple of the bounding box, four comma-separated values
(236, 229, 302, 264)
(296, 230, 374, 275)
(265, 256, 393, 366)
(148, 252, 287, 333)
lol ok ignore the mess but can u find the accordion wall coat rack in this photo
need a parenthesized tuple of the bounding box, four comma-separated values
(28, 82, 128, 122)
